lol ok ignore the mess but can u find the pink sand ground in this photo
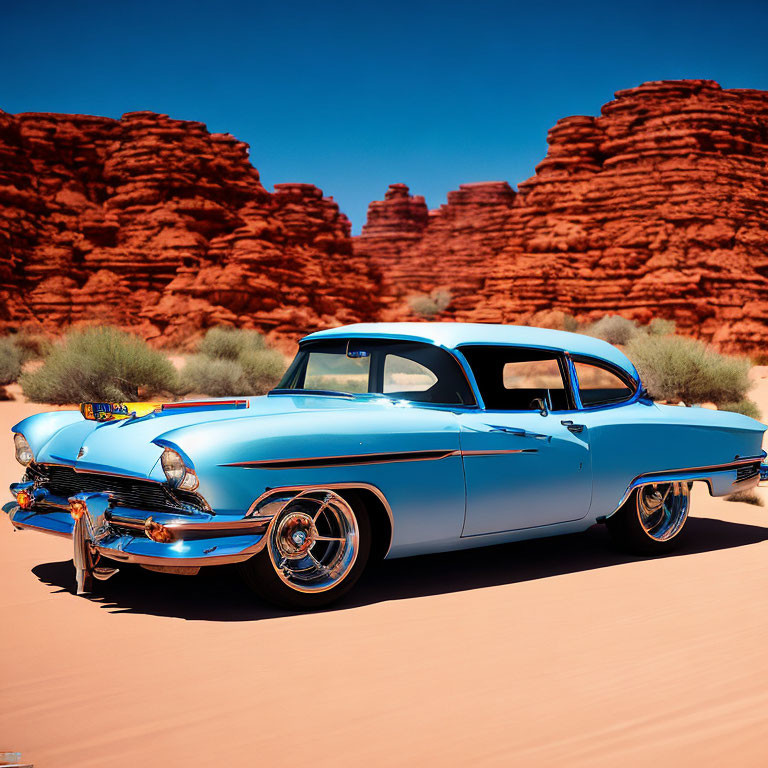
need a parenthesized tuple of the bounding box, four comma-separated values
(1, 373, 768, 767)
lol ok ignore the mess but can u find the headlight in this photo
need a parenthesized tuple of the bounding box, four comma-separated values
(14, 433, 34, 466)
(160, 447, 198, 491)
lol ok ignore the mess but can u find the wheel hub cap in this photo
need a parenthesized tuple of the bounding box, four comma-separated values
(276, 512, 315, 559)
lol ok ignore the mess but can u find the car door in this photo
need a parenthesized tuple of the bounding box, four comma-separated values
(457, 346, 592, 536)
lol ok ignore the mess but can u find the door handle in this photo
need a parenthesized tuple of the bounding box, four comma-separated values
(561, 420, 585, 434)
(485, 424, 547, 439)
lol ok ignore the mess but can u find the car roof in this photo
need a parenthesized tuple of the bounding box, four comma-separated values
(302, 322, 640, 381)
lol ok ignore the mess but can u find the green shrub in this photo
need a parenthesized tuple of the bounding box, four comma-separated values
(646, 317, 676, 336)
(178, 355, 248, 397)
(198, 327, 267, 361)
(585, 315, 639, 346)
(562, 314, 582, 333)
(627, 334, 751, 406)
(239, 349, 286, 393)
(20, 327, 178, 404)
(407, 289, 452, 318)
(13, 331, 52, 361)
(0, 337, 23, 385)
(179, 329, 287, 397)
(720, 399, 761, 419)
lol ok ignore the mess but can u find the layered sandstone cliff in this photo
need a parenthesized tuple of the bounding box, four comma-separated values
(356, 80, 768, 354)
(0, 110, 380, 347)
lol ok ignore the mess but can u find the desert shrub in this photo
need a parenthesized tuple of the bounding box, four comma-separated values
(20, 327, 178, 404)
(719, 399, 761, 419)
(179, 328, 287, 397)
(13, 331, 52, 361)
(562, 314, 582, 333)
(407, 289, 452, 318)
(585, 315, 639, 346)
(646, 317, 676, 336)
(753, 352, 768, 366)
(726, 490, 764, 506)
(178, 355, 248, 397)
(198, 326, 267, 361)
(239, 349, 286, 393)
(0, 337, 23, 385)
(627, 334, 751, 406)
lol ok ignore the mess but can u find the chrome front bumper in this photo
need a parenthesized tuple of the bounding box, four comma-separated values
(4, 491, 269, 570)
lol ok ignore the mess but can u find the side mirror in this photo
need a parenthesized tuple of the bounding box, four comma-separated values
(531, 398, 549, 417)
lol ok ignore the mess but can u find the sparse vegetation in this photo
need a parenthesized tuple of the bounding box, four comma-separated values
(197, 326, 267, 361)
(179, 327, 286, 396)
(626, 333, 752, 407)
(584, 314, 639, 346)
(719, 399, 761, 419)
(726, 490, 764, 506)
(20, 327, 178, 404)
(407, 289, 452, 318)
(0, 337, 23, 386)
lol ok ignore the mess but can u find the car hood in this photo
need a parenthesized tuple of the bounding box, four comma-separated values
(15, 394, 397, 479)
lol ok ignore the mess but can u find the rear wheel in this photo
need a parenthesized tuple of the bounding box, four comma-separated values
(239, 489, 370, 610)
(606, 482, 691, 555)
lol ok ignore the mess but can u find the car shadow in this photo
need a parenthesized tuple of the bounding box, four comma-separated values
(32, 516, 768, 622)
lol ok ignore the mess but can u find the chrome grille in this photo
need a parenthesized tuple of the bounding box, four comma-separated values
(30, 463, 205, 514)
(736, 463, 760, 482)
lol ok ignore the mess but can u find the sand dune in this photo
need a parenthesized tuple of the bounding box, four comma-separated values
(1, 373, 767, 767)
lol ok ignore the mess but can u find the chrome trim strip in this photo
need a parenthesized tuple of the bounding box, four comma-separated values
(39, 461, 164, 483)
(609, 454, 767, 516)
(461, 449, 538, 456)
(10, 519, 73, 538)
(246, 482, 395, 557)
(107, 513, 271, 534)
(96, 540, 267, 568)
(224, 449, 460, 470)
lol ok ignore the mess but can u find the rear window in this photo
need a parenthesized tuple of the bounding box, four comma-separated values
(574, 359, 635, 407)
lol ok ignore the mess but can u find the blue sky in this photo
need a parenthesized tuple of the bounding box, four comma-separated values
(3, 0, 768, 232)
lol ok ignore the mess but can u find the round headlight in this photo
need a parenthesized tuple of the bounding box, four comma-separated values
(160, 447, 198, 491)
(14, 433, 34, 466)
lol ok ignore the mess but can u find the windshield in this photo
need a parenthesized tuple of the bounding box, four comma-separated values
(276, 339, 475, 406)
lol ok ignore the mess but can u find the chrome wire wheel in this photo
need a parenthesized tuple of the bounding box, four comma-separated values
(636, 482, 690, 542)
(267, 489, 360, 594)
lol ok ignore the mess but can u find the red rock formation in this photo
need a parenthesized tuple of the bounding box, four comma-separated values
(356, 80, 768, 355)
(0, 110, 381, 347)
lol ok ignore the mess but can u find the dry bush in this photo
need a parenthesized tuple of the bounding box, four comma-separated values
(626, 334, 751, 406)
(0, 337, 23, 385)
(584, 315, 639, 346)
(198, 326, 267, 361)
(719, 399, 761, 419)
(20, 327, 178, 404)
(179, 327, 286, 396)
(407, 289, 452, 318)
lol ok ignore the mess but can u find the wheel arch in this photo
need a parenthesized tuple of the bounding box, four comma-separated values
(248, 482, 394, 560)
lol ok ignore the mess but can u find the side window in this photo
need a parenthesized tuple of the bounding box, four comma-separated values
(383, 355, 438, 394)
(574, 360, 634, 407)
(304, 352, 370, 393)
(459, 346, 571, 411)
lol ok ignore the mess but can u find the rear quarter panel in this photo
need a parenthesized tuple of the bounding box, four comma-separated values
(578, 401, 766, 515)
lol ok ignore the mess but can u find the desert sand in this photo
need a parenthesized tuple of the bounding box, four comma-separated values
(2, 374, 768, 768)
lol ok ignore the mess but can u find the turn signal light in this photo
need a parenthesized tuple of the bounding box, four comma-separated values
(144, 517, 174, 543)
(70, 499, 87, 520)
(16, 489, 33, 510)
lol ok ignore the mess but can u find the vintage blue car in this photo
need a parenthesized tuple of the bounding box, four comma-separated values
(6, 323, 768, 609)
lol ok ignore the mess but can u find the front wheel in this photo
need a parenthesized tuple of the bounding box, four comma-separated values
(238, 489, 370, 610)
(606, 481, 691, 555)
